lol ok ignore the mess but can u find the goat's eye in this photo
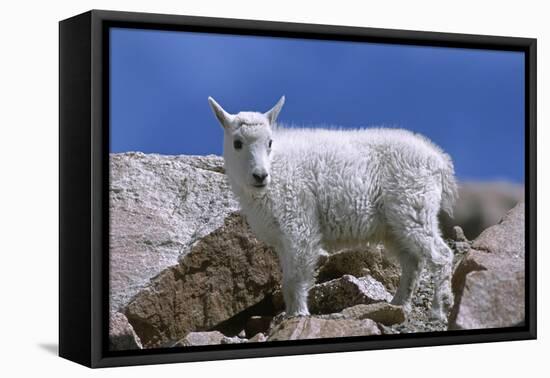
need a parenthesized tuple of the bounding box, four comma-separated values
(268, 140, 273, 148)
(233, 140, 243, 150)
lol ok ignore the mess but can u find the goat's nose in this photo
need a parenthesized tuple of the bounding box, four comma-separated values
(253, 172, 268, 183)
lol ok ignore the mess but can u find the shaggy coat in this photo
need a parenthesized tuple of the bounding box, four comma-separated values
(208, 96, 457, 321)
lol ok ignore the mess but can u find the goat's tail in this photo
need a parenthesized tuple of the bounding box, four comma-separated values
(440, 157, 459, 218)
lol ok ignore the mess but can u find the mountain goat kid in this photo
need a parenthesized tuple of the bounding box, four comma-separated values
(208, 96, 458, 322)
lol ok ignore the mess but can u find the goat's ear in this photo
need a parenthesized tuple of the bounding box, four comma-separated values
(208, 97, 234, 129)
(265, 96, 285, 125)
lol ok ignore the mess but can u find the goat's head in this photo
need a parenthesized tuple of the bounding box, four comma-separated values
(208, 96, 285, 190)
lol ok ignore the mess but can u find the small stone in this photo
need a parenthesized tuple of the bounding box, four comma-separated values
(172, 331, 225, 347)
(339, 303, 406, 326)
(452, 226, 468, 242)
(316, 248, 400, 293)
(453, 241, 471, 255)
(309, 275, 392, 314)
(221, 335, 248, 344)
(378, 323, 399, 335)
(248, 333, 267, 343)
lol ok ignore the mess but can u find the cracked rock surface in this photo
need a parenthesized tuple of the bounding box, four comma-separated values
(109, 152, 238, 312)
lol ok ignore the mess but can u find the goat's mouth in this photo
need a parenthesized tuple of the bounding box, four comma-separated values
(252, 183, 267, 188)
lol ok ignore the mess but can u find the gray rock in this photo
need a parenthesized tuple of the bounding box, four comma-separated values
(309, 275, 392, 314)
(453, 241, 471, 255)
(450, 267, 524, 330)
(110, 153, 239, 313)
(316, 247, 400, 294)
(172, 331, 249, 347)
(124, 213, 281, 348)
(268, 317, 380, 341)
(221, 336, 248, 344)
(248, 333, 267, 343)
(452, 226, 468, 242)
(471, 203, 525, 259)
(339, 303, 406, 326)
(449, 203, 525, 330)
(109, 312, 142, 351)
(172, 331, 225, 347)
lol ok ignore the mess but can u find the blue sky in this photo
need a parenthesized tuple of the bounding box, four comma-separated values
(110, 28, 525, 183)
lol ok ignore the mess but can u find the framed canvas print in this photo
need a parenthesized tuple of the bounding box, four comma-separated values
(59, 10, 537, 368)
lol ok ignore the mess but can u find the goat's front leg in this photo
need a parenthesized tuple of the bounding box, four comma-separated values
(277, 238, 320, 317)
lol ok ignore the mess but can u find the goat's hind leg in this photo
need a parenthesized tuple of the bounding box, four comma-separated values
(384, 179, 454, 322)
(390, 230, 453, 322)
(428, 236, 454, 321)
(387, 241, 424, 314)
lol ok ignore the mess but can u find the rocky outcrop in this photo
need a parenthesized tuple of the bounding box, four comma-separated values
(271, 247, 399, 313)
(110, 153, 238, 313)
(109, 153, 526, 347)
(309, 275, 392, 314)
(449, 203, 525, 330)
(268, 317, 381, 341)
(316, 247, 400, 294)
(124, 213, 281, 348)
(109, 312, 142, 351)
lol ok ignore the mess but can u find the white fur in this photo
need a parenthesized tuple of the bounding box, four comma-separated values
(208, 96, 458, 321)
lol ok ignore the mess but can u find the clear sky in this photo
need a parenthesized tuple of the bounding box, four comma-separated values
(110, 27, 525, 183)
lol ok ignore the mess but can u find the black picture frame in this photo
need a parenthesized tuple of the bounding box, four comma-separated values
(59, 9, 537, 368)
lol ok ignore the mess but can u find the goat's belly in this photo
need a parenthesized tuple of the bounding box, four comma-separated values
(319, 207, 381, 247)
(321, 238, 370, 252)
